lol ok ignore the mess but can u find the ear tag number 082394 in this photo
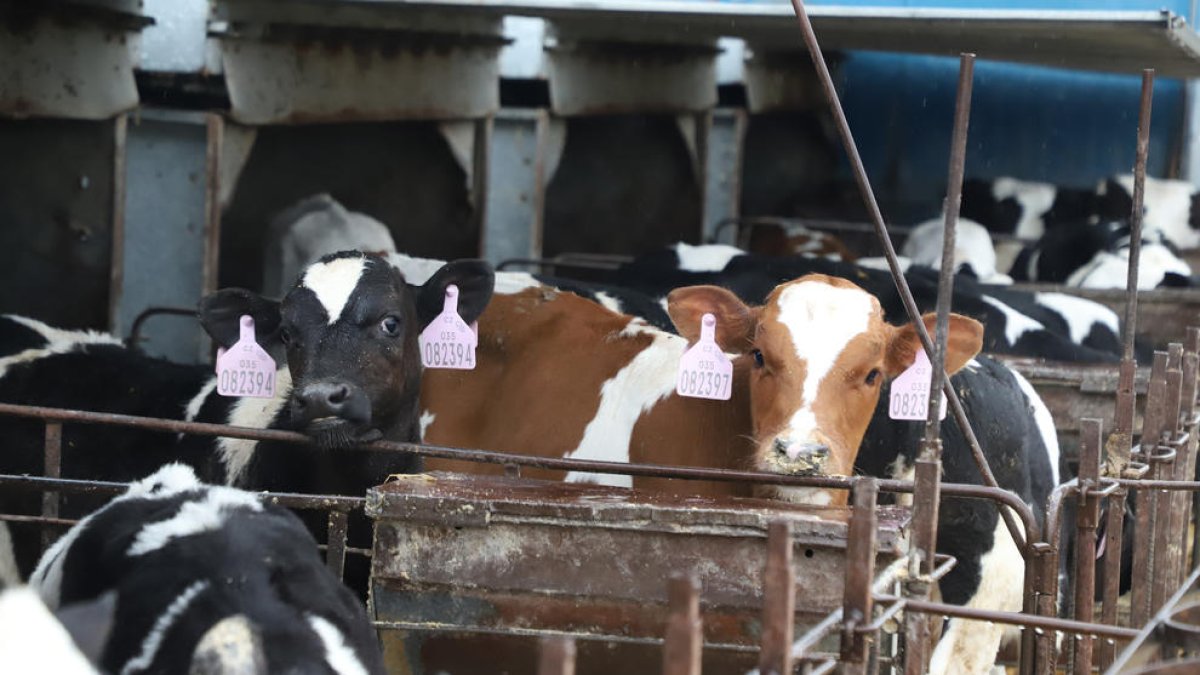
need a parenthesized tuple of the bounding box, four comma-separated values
(676, 313, 733, 401)
(419, 284, 477, 370)
(215, 315, 276, 399)
(888, 348, 947, 421)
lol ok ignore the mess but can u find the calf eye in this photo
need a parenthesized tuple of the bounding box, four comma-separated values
(380, 316, 401, 337)
(865, 369, 881, 386)
(278, 327, 293, 347)
(751, 349, 765, 368)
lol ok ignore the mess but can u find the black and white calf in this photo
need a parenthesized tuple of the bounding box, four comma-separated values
(960, 177, 1099, 240)
(1010, 219, 1193, 289)
(0, 253, 494, 575)
(856, 356, 1060, 674)
(1095, 174, 1200, 250)
(900, 216, 1012, 284)
(31, 464, 384, 675)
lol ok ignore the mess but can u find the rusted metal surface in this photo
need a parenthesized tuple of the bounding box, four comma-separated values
(663, 575, 702, 675)
(1099, 484, 1128, 670)
(757, 522, 794, 675)
(1132, 353, 1170, 627)
(1109, 566, 1200, 672)
(367, 472, 906, 654)
(325, 509, 349, 579)
(216, 20, 506, 124)
(1125, 71, 1154, 358)
(40, 422, 61, 552)
(0, 4, 148, 119)
(1072, 419, 1103, 674)
(538, 635, 576, 675)
(840, 480, 878, 669)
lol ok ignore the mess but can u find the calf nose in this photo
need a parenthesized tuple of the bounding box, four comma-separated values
(294, 382, 368, 425)
(773, 439, 830, 462)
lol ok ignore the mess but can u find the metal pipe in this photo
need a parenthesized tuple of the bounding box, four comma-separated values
(1122, 70, 1155, 359)
(875, 597, 1140, 641)
(1109, 565, 1200, 672)
(1073, 419, 1104, 674)
(41, 422, 61, 552)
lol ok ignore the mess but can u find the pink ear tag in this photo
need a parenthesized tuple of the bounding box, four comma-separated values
(215, 316, 277, 399)
(419, 284, 477, 370)
(676, 313, 733, 401)
(888, 349, 947, 421)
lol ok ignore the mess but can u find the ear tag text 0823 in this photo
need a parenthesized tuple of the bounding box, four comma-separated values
(888, 348, 947, 421)
(215, 315, 276, 398)
(419, 284, 477, 370)
(676, 313, 733, 400)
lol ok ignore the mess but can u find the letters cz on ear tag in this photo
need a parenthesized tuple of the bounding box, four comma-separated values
(215, 315, 276, 398)
(677, 313, 733, 401)
(419, 284, 477, 370)
(888, 348, 947, 421)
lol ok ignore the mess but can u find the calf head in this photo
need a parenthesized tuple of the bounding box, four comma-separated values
(202, 252, 493, 449)
(668, 274, 983, 505)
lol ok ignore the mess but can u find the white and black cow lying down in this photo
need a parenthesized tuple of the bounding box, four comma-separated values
(901, 216, 1013, 285)
(1010, 219, 1194, 290)
(584, 243, 1126, 363)
(377, 253, 1060, 674)
(30, 464, 384, 675)
(0, 254, 494, 576)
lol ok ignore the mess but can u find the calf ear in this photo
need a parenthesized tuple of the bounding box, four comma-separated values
(199, 289, 282, 350)
(667, 285, 757, 353)
(885, 313, 983, 377)
(417, 259, 495, 328)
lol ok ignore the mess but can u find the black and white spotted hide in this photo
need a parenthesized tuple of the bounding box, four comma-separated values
(30, 464, 384, 675)
(1011, 219, 1194, 290)
(855, 356, 1060, 675)
(960, 177, 1099, 240)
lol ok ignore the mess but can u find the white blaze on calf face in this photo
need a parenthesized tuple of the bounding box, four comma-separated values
(301, 257, 367, 325)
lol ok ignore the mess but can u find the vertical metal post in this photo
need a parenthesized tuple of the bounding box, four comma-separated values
(108, 114, 129, 334)
(538, 636, 576, 675)
(842, 480, 878, 672)
(1098, 488, 1127, 669)
(1125, 70, 1155, 318)
(1162, 346, 1187, 593)
(904, 457, 940, 675)
(758, 521, 795, 675)
(41, 422, 62, 551)
(472, 115, 493, 259)
(1132, 351, 1169, 625)
(1072, 419, 1103, 674)
(325, 509, 349, 581)
(1151, 346, 1183, 614)
(662, 575, 702, 675)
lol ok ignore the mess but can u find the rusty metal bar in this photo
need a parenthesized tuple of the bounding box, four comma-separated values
(842, 480, 878, 669)
(325, 509, 349, 579)
(1133, 352, 1170, 626)
(758, 521, 794, 675)
(0, 403, 1043, 544)
(784, 0, 1022, 559)
(923, 52, 974, 454)
(41, 422, 62, 551)
(1099, 486, 1128, 669)
(538, 636, 576, 675)
(876, 596, 1141, 641)
(1032, 543, 1061, 675)
(1159, 347, 1186, 606)
(663, 575, 702, 675)
(1073, 419, 1104, 674)
(904, 458, 940, 675)
(1123, 70, 1154, 361)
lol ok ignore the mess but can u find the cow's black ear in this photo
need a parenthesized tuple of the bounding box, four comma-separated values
(417, 260, 495, 328)
(198, 289, 282, 349)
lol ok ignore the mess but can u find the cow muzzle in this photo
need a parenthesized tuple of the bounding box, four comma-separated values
(292, 381, 373, 449)
(766, 438, 830, 476)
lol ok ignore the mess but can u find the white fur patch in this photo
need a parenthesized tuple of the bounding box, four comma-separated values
(126, 487, 263, 557)
(979, 295, 1045, 346)
(120, 580, 211, 675)
(902, 217, 1000, 281)
(218, 369, 292, 486)
(991, 177, 1057, 240)
(492, 271, 542, 296)
(1033, 292, 1119, 345)
(1066, 244, 1191, 290)
(887, 457, 915, 508)
(672, 242, 744, 272)
(563, 320, 684, 487)
(928, 516, 1025, 675)
(302, 257, 366, 325)
(1009, 367, 1060, 486)
(419, 411, 436, 442)
(773, 487, 834, 506)
(33, 464, 203, 609)
(307, 615, 369, 675)
(856, 256, 913, 274)
(0, 315, 123, 379)
(0, 587, 99, 674)
(592, 291, 623, 314)
(775, 281, 875, 444)
(1110, 174, 1200, 249)
(386, 252, 542, 296)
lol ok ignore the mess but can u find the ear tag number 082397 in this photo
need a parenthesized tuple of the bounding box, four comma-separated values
(215, 315, 276, 399)
(888, 348, 947, 421)
(419, 284, 477, 370)
(676, 313, 733, 401)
